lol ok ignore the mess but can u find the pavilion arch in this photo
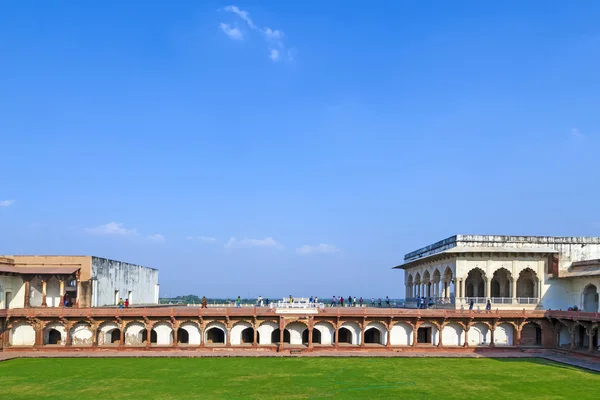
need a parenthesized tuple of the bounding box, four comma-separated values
(433, 269, 441, 283)
(286, 321, 308, 345)
(152, 321, 173, 345)
(390, 322, 413, 346)
(491, 268, 512, 298)
(313, 321, 335, 345)
(230, 321, 253, 345)
(494, 323, 514, 346)
(29, 277, 43, 307)
(467, 323, 490, 346)
(406, 275, 414, 297)
(465, 268, 486, 298)
(178, 321, 201, 345)
(442, 267, 454, 298)
(414, 273, 422, 297)
(271, 328, 290, 343)
(124, 321, 146, 345)
(97, 321, 120, 346)
(441, 323, 464, 346)
(339, 321, 361, 345)
(557, 324, 571, 348)
(10, 321, 35, 346)
(423, 271, 432, 297)
(521, 321, 542, 346)
(205, 321, 227, 345)
(517, 268, 538, 298)
(364, 322, 387, 345)
(70, 322, 93, 346)
(416, 322, 438, 345)
(257, 321, 278, 345)
(44, 322, 66, 345)
(582, 284, 599, 312)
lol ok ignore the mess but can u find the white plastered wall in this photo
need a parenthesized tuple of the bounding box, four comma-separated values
(153, 322, 173, 345)
(0, 275, 25, 309)
(230, 322, 252, 345)
(313, 322, 334, 345)
(179, 322, 201, 345)
(10, 322, 35, 346)
(390, 322, 413, 345)
(257, 321, 277, 345)
(286, 322, 307, 345)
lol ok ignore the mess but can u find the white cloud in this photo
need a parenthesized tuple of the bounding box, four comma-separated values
(224, 5, 256, 29)
(84, 222, 138, 236)
(220, 5, 293, 62)
(264, 27, 283, 41)
(296, 243, 340, 255)
(0, 200, 15, 207)
(219, 23, 243, 40)
(186, 236, 217, 243)
(571, 128, 585, 139)
(270, 49, 280, 61)
(147, 234, 165, 242)
(225, 237, 283, 249)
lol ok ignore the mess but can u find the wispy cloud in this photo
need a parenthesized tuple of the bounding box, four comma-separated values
(219, 23, 243, 40)
(0, 199, 15, 207)
(224, 5, 256, 29)
(225, 237, 283, 249)
(186, 236, 217, 243)
(220, 5, 294, 62)
(571, 128, 586, 139)
(84, 222, 138, 236)
(296, 243, 340, 255)
(147, 234, 165, 242)
(270, 49, 280, 61)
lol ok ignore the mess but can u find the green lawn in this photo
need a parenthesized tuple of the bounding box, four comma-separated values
(0, 357, 598, 399)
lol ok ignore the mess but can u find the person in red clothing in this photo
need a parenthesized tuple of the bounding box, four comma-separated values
(124, 298, 129, 308)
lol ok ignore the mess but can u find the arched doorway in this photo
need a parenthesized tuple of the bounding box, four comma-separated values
(364, 328, 382, 344)
(517, 268, 538, 299)
(521, 323, 542, 346)
(150, 330, 158, 344)
(48, 329, 61, 345)
(414, 273, 421, 297)
(465, 268, 486, 298)
(206, 328, 225, 344)
(110, 329, 121, 344)
(177, 328, 189, 344)
(583, 284, 599, 312)
(312, 329, 322, 344)
(241, 327, 254, 344)
(271, 329, 290, 343)
(491, 268, 511, 298)
(338, 327, 352, 344)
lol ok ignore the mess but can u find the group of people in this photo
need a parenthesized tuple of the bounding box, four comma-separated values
(117, 298, 129, 308)
(331, 296, 392, 308)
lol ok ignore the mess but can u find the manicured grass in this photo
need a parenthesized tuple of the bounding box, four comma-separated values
(0, 357, 598, 399)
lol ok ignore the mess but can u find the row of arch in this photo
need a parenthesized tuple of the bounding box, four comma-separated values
(8, 320, 525, 347)
(407, 267, 540, 298)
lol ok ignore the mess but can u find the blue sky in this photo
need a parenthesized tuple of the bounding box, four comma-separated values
(1, 1, 599, 299)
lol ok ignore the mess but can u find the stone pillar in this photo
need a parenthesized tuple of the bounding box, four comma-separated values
(119, 327, 125, 347)
(490, 327, 495, 347)
(173, 327, 178, 347)
(515, 326, 522, 346)
(588, 331, 595, 353)
(75, 280, 82, 308)
(538, 279, 543, 301)
(226, 327, 231, 347)
(463, 326, 469, 347)
(334, 327, 339, 347)
(34, 322, 43, 347)
(146, 327, 151, 348)
(460, 279, 465, 299)
(569, 328, 575, 351)
(512, 279, 518, 304)
(41, 279, 47, 307)
(65, 324, 71, 346)
(253, 326, 258, 347)
(91, 325, 99, 347)
(308, 328, 313, 349)
(360, 324, 365, 347)
(24, 279, 31, 308)
(200, 325, 205, 348)
(486, 278, 492, 299)
(412, 326, 418, 347)
(438, 325, 444, 348)
(279, 319, 285, 350)
(59, 279, 65, 307)
(386, 326, 392, 348)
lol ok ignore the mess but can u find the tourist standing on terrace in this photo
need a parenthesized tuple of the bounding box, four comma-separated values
(125, 299, 129, 308)
(236, 296, 241, 307)
(486, 300, 491, 311)
(340, 297, 344, 307)
(371, 297, 375, 307)
(201, 296, 208, 308)
(348, 296, 352, 307)
(257, 296, 263, 307)
(289, 295, 293, 304)
(118, 298, 124, 308)
(359, 297, 363, 307)
(386, 296, 390, 308)
(378, 298, 382, 307)
(332, 296, 337, 307)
